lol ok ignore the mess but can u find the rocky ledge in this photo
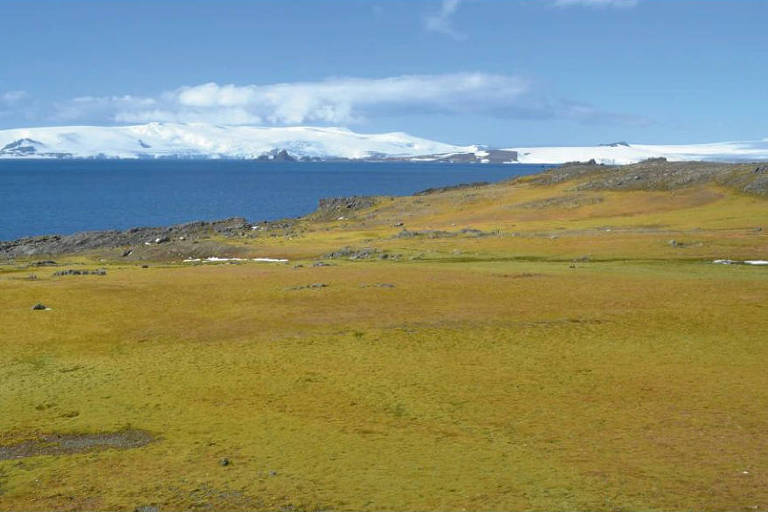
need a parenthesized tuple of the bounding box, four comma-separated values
(0, 194, 378, 260)
(0, 217, 251, 259)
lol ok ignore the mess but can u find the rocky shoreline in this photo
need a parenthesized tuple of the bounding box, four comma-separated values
(5, 159, 768, 260)
(0, 195, 376, 260)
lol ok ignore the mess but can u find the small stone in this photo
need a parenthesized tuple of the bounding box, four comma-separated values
(141, 265, 149, 269)
(134, 506, 160, 512)
(31, 303, 47, 310)
(219, 458, 230, 466)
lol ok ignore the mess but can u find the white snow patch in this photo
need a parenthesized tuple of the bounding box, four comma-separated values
(713, 259, 768, 266)
(183, 257, 288, 263)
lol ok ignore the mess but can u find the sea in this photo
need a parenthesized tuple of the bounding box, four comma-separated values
(0, 160, 551, 241)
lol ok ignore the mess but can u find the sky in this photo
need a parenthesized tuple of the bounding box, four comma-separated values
(0, 0, 766, 147)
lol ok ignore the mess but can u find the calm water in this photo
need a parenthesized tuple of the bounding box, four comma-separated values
(0, 160, 550, 240)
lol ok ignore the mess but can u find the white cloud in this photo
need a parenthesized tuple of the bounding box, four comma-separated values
(425, 0, 466, 40)
(55, 73, 531, 125)
(554, 0, 638, 7)
(0, 90, 32, 121)
(53, 94, 158, 123)
(43, 73, 646, 128)
(1, 90, 27, 105)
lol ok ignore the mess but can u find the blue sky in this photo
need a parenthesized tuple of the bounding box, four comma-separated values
(0, 0, 766, 146)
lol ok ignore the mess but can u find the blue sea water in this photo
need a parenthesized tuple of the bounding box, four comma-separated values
(0, 160, 550, 241)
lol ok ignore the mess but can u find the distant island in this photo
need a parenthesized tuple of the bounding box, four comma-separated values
(1, 122, 767, 164)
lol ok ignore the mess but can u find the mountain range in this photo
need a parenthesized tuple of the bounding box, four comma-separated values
(1, 123, 767, 164)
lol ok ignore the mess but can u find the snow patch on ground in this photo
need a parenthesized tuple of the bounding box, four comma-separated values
(183, 257, 289, 263)
(713, 259, 768, 266)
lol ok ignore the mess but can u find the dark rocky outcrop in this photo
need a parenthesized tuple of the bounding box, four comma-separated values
(0, 217, 251, 259)
(1, 138, 43, 156)
(324, 246, 381, 260)
(522, 159, 768, 196)
(256, 149, 296, 161)
(414, 182, 490, 196)
(401, 149, 518, 164)
(310, 196, 376, 221)
(0, 138, 73, 158)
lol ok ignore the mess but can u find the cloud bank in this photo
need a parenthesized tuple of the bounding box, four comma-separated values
(46, 73, 644, 127)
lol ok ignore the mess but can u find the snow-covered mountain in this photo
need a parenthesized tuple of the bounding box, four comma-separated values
(0, 123, 475, 160)
(1, 122, 767, 164)
(504, 140, 768, 165)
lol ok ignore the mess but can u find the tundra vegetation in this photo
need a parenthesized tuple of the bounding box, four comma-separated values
(1, 159, 767, 511)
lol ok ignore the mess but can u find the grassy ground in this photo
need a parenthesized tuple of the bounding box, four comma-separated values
(1, 174, 768, 511)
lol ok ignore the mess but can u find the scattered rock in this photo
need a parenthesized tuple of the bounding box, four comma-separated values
(312, 261, 334, 267)
(53, 269, 107, 276)
(31, 303, 48, 310)
(287, 283, 328, 291)
(122, 249, 133, 257)
(0, 429, 155, 461)
(312, 196, 375, 220)
(0, 217, 252, 259)
(414, 182, 490, 196)
(394, 229, 455, 239)
(31, 260, 57, 267)
(494, 272, 543, 279)
(134, 506, 160, 512)
(516, 194, 604, 210)
(324, 246, 380, 260)
(219, 458, 230, 467)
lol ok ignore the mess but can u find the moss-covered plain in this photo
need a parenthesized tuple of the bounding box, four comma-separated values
(1, 174, 768, 511)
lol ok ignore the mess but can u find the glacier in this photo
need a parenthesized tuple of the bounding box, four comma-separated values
(506, 139, 768, 165)
(0, 123, 475, 160)
(0, 122, 767, 164)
